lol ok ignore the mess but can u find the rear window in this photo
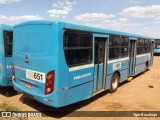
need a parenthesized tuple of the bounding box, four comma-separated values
(4, 31, 13, 57)
(14, 25, 52, 55)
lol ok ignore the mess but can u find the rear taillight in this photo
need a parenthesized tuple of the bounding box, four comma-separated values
(12, 64, 16, 82)
(45, 70, 55, 95)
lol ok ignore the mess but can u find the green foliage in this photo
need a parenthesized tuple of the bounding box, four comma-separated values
(0, 102, 27, 120)
(0, 102, 19, 111)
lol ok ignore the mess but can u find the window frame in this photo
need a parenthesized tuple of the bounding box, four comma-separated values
(120, 36, 129, 58)
(137, 39, 151, 55)
(63, 30, 93, 67)
(3, 31, 13, 57)
(109, 35, 121, 60)
(109, 35, 129, 60)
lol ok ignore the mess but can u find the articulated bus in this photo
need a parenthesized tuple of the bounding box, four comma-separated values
(154, 39, 160, 55)
(12, 21, 154, 108)
(0, 25, 13, 86)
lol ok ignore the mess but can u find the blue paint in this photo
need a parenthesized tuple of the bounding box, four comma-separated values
(0, 25, 13, 86)
(154, 48, 160, 55)
(12, 20, 154, 108)
(93, 64, 104, 93)
(93, 64, 98, 93)
(134, 54, 150, 75)
(97, 64, 103, 91)
(154, 39, 160, 55)
(69, 68, 94, 87)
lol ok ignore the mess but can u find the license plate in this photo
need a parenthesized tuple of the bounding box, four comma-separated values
(25, 83, 32, 90)
(26, 69, 45, 83)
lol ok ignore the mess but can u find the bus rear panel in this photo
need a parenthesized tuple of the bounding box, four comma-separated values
(0, 25, 13, 86)
(13, 21, 62, 107)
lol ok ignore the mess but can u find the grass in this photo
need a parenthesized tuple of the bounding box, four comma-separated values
(0, 102, 20, 111)
(0, 102, 27, 120)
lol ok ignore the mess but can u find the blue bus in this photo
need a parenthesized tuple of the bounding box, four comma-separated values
(12, 21, 154, 108)
(0, 25, 13, 87)
(154, 39, 160, 55)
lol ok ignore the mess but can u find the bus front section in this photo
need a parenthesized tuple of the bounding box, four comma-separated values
(12, 21, 59, 107)
(154, 39, 160, 55)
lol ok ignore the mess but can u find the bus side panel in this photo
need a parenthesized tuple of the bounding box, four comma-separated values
(135, 63, 145, 75)
(54, 24, 70, 94)
(120, 69, 129, 82)
(105, 74, 112, 90)
(68, 68, 93, 101)
(69, 68, 94, 87)
(56, 80, 93, 107)
(57, 68, 94, 107)
(105, 59, 129, 90)
(134, 54, 150, 75)
(2, 26, 13, 86)
(5, 57, 13, 86)
(55, 23, 94, 107)
(0, 27, 6, 86)
(68, 81, 93, 106)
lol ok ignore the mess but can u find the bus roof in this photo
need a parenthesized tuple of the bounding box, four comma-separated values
(15, 20, 154, 40)
(0, 24, 13, 31)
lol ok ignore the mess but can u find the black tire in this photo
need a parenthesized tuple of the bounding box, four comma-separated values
(143, 62, 148, 73)
(143, 65, 147, 73)
(108, 73, 120, 93)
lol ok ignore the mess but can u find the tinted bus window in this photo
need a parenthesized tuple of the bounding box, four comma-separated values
(109, 35, 120, 60)
(137, 39, 151, 55)
(109, 36, 114, 46)
(64, 31, 92, 67)
(109, 35, 129, 60)
(121, 37, 129, 57)
(4, 31, 13, 57)
(109, 48, 120, 60)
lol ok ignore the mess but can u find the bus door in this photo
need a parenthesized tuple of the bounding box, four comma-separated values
(93, 34, 108, 94)
(3, 31, 13, 81)
(129, 38, 137, 76)
(150, 40, 154, 66)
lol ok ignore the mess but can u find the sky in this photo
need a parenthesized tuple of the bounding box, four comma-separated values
(0, 0, 160, 38)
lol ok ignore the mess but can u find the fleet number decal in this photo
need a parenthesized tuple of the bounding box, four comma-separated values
(113, 62, 121, 70)
(26, 69, 45, 83)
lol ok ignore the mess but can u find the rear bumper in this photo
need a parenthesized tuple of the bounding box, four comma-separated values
(13, 80, 59, 108)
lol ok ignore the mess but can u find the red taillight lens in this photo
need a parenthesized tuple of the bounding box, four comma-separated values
(12, 69, 15, 75)
(45, 71, 55, 95)
(12, 64, 16, 82)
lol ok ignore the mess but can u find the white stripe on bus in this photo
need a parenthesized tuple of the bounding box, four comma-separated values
(69, 64, 94, 72)
(69, 53, 150, 72)
(136, 53, 150, 58)
(108, 57, 129, 64)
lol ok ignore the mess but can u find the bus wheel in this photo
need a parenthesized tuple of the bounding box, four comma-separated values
(109, 73, 120, 93)
(143, 65, 147, 73)
(143, 62, 148, 73)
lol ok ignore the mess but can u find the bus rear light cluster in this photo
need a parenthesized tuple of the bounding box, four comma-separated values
(12, 64, 16, 82)
(45, 70, 55, 95)
(8, 78, 12, 81)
